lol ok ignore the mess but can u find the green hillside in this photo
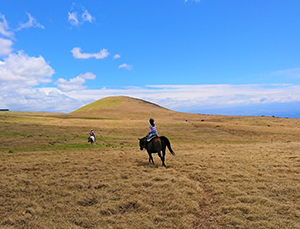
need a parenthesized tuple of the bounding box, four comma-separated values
(72, 96, 123, 113)
(70, 96, 174, 119)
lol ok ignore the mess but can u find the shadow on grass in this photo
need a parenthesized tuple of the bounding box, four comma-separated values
(136, 160, 159, 167)
(136, 160, 171, 168)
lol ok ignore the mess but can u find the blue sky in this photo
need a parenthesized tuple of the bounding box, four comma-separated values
(1, 0, 300, 117)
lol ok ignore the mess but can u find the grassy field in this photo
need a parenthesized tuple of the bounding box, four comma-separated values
(1, 97, 300, 228)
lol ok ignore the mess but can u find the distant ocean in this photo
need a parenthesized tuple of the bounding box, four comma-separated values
(183, 102, 300, 119)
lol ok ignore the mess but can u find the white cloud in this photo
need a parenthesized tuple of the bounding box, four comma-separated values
(55, 72, 96, 92)
(71, 47, 109, 59)
(0, 13, 44, 57)
(36, 84, 300, 114)
(118, 63, 132, 70)
(0, 51, 54, 86)
(0, 86, 85, 113)
(3, 82, 300, 115)
(144, 84, 300, 111)
(55, 77, 86, 92)
(0, 51, 81, 112)
(0, 52, 88, 112)
(68, 4, 95, 26)
(271, 67, 300, 79)
(0, 14, 93, 112)
(0, 14, 14, 38)
(82, 10, 93, 23)
(16, 13, 44, 31)
(0, 38, 13, 56)
(79, 72, 96, 80)
(68, 12, 79, 26)
(114, 54, 121, 59)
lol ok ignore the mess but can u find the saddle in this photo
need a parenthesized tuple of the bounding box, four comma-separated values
(147, 135, 158, 142)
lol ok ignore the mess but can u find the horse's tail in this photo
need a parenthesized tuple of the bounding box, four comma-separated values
(160, 136, 175, 156)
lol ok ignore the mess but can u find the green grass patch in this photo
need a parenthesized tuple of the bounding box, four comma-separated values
(1, 142, 126, 153)
(8, 117, 51, 122)
(62, 116, 120, 120)
(72, 97, 122, 113)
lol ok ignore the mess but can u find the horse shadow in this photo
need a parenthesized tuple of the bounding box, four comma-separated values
(135, 160, 170, 168)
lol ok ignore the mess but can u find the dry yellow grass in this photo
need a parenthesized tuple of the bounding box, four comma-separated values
(0, 96, 300, 228)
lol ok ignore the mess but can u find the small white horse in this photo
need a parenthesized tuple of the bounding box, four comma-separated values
(88, 136, 95, 146)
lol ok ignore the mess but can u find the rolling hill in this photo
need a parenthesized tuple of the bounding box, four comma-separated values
(70, 96, 177, 119)
(1, 96, 300, 228)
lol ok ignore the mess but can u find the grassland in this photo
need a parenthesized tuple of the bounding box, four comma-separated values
(1, 97, 300, 228)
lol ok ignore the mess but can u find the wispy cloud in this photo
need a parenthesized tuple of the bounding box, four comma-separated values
(82, 9, 93, 23)
(113, 54, 121, 59)
(0, 14, 14, 38)
(16, 13, 44, 30)
(68, 12, 79, 26)
(118, 63, 132, 70)
(71, 47, 109, 59)
(68, 4, 95, 26)
(271, 67, 300, 79)
(185, 0, 200, 2)
(0, 13, 44, 56)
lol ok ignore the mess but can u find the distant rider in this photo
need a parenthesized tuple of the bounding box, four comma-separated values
(89, 129, 96, 141)
(90, 129, 95, 138)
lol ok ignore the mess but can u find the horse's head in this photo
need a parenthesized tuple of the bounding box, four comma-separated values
(138, 137, 146, 150)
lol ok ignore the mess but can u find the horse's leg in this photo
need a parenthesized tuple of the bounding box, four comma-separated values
(161, 146, 167, 167)
(157, 151, 165, 167)
(150, 155, 155, 164)
(148, 152, 155, 165)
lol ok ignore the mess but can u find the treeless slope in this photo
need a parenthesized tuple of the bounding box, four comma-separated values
(69, 96, 176, 119)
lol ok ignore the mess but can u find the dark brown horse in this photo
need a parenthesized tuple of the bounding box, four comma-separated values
(139, 136, 175, 167)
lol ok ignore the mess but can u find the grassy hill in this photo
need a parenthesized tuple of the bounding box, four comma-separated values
(70, 96, 175, 120)
(0, 96, 300, 228)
